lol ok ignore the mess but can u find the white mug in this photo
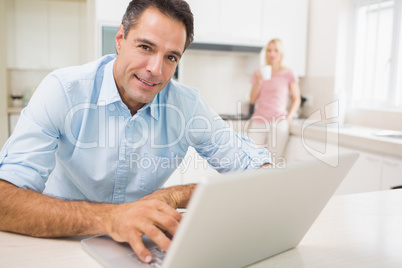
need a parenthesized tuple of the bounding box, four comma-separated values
(260, 65, 272, 80)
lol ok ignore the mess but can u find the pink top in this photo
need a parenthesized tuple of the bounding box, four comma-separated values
(250, 68, 298, 123)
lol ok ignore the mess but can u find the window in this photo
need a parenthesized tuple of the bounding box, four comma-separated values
(350, 0, 402, 109)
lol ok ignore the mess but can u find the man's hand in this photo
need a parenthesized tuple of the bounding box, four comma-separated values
(0, 180, 196, 264)
(104, 198, 182, 263)
(104, 184, 196, 263)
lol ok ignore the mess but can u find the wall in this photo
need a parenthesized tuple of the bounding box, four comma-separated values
(92, 0, 130, 59)
(299, 0, 344, 119)
(0, 0, 8, 146)
(180, 50, 259, 115)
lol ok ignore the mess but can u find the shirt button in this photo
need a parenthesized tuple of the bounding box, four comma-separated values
(117, 189, 122, 194)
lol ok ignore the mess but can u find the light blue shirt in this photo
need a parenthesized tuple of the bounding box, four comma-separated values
(0, 55, 271, 203)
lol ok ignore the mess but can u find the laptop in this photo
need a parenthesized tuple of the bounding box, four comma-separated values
(82, 153, 358, 268)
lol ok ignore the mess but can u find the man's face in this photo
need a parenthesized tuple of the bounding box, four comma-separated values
(114, 7, 187, 113)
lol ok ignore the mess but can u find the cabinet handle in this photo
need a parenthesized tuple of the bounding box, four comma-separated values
(383, 161, 399, 167)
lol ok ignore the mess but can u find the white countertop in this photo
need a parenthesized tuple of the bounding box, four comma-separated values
(290, 119, 402, 158)
(1, 190, 402, 267)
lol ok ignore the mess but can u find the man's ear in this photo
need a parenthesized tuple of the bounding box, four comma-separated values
(115, 24, 124, 54)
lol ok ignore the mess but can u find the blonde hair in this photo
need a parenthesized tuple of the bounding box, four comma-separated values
(260, 38, 285, 67)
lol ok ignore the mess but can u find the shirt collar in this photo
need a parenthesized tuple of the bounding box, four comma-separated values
(141, 91, 160, 120)
(97, 58, 121, 106)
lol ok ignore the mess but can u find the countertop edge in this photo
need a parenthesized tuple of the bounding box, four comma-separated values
(289, 119, 402, 158)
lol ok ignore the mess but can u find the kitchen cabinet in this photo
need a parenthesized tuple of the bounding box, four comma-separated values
(185, 0, 308, 76)
(91, 0, 308, 75)
(262, 0, 308, 76)
(335, 149, 382, 195)
(284, 136, 339, 163)
(6, 0, 86, 69)
(186, 0, 263, 45)
(5, 0, 86, 136)
(94, 0, 129, 23)
(284, 135, 402, 195)
(164, 147, 220, 187)
(8, 114, 19, 135)
(381, 156, 402, 190)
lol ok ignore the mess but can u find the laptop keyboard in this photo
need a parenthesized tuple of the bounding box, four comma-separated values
(129, 246, 166, 267)
(148, 247, 166, 267)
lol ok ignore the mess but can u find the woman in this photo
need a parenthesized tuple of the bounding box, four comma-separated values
(248, 39, 301, 160)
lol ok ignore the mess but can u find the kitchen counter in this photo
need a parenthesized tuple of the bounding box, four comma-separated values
(290, 119, 402, 158)
(222, 116, 402, 158)
(1, 190, 402, 267)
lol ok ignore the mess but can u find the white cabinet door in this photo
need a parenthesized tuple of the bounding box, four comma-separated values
(284, 136, 383, 195)
(284, 136, 339, 163)
(335, 149, 382, 195)
(381, 156, 402, 190)
(284, 135, 311, 162)
(95, 0, 129, 23)
(8, 114, 20, 136)
(219, 0, 263, 44)
(48, 1, 86, 68)
(187, 0, 265, 45)
(185, 0, 221, 43)
(188, 0, 309, 74)
(262, 0, 308, 76)
(7, 0, 85, 69)
(12, 0, 49, 69)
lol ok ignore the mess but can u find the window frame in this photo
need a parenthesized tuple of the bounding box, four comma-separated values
(348, 0, 402, 110)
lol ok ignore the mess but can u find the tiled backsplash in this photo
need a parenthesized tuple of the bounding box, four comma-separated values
(179, 50, 260, 115)
(7, 69, 51, 108)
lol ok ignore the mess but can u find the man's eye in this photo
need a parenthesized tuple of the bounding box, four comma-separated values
(140, 45, 150, 50)
(168, 55, 177, 62)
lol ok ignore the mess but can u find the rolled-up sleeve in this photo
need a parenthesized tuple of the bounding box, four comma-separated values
(0, 73, 68, 192)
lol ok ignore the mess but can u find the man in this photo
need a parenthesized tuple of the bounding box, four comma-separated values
(0, 0, 270, 264)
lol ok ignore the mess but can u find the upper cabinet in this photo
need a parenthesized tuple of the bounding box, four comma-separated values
(186, 0, 308, 76)
(6, 0, 87, 69)
(262, 0, 308, 77)
(90, 0, 308, 75)
(94, 0, 129, 23)
(186, 0, 264, 46)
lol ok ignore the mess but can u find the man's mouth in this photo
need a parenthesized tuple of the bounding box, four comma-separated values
(135, 75, 157, 86)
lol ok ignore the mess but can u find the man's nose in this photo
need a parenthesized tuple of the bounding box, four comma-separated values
(147, 55, 163, 76)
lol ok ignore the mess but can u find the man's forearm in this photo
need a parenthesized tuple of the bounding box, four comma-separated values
(0, 179, 196, 263)
(0, 180, 112, 237)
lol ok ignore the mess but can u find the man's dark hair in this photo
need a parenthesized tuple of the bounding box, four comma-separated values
(122, 0, 194, 51)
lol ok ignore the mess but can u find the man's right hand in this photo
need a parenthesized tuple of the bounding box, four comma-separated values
(103, 198, 182, 264)
(0, 180, 195, 265)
